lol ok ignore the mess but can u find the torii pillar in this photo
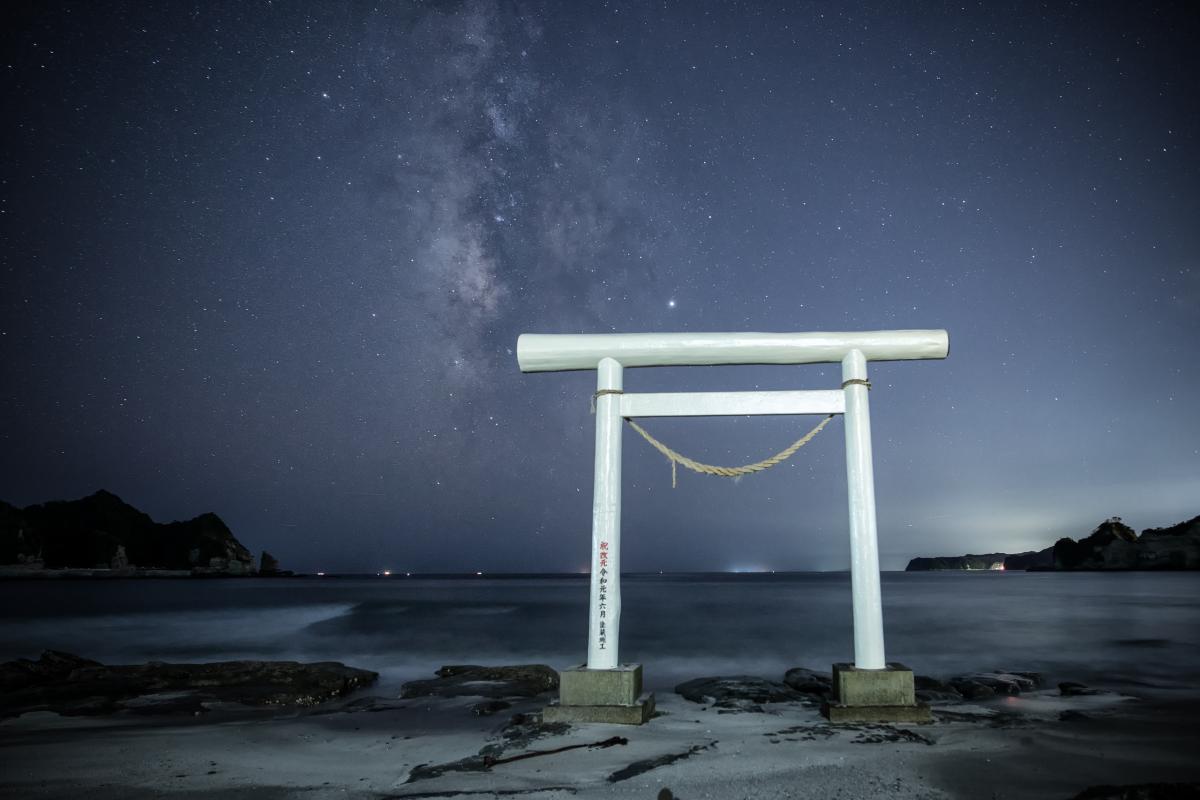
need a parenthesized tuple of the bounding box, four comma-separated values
(519, 330, 948, 724)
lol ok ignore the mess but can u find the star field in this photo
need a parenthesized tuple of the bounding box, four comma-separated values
(1, 1, 1197, 572)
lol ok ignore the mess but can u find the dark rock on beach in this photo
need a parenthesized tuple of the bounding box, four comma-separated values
(782, 667, 832, 697)
(0, 490, 256, 576)
(0, 650, 103, 691)
(950, 671, 1042, 699)
(675, 676, 805, 710)
(470, 699, 512, 716)
(680, 668, 1059, 710)
(914, 675, 964, 704)
(400, 664, 558, 699)
(0, 650, 378, 718)
(949, 678, 997, 700)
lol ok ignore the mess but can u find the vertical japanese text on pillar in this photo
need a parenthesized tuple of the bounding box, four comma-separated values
(597, 540, 609, 650)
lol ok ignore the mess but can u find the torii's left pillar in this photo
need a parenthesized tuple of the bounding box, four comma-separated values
(542, 358, 655, 725)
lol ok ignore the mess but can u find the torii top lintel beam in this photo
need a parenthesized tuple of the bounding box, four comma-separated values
(517, 329, 949, 373)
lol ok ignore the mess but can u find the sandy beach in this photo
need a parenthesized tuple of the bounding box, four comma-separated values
(4, 681, 1199, 800)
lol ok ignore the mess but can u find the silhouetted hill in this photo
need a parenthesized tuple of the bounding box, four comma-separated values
(0, 491, 255, 575)
(905, 553, 1009, 571)
(1002, 547, 1054, 571)
(1053, 516, 1200, 570)
(906, 515, 1200, 572)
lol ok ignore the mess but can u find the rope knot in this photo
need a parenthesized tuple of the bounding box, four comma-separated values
(590, 388, 624, 413)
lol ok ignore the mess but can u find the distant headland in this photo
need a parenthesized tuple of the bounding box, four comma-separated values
(906, 515, 1200, 572)
(0, 490, 286, 578)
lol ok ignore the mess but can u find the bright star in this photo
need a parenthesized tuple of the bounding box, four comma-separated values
(667, 299, 676, 308)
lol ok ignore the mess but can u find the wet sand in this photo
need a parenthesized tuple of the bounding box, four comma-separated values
(3, 686, 1199, 799)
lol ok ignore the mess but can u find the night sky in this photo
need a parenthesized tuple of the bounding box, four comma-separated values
(2, 2, 1197, 573)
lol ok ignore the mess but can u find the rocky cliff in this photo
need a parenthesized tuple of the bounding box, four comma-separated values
(1002, 546, 1054, 571)
(0, 490, 255, 575)
(906, 515, 1199, 572)
(1053, 516, 1200, 570)
(904, 548, 1052, 571)
(905, 553, 1010, 571)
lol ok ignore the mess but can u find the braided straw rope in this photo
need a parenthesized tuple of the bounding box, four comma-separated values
(626, 415, 836, 488)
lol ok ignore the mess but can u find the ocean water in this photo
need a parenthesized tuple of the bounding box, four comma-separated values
(1, 571, 1197, 695)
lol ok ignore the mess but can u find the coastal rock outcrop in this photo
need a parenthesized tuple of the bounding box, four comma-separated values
(914, 675, 963, 703)
(1053, 518, 1139, 569)
(1054, 516, 1200, 570)
(781, 667, 832, 698)
(400, 665, 559, 699)
(903, 547, 1051, 571)
(675, 676, 805, 710)
(1, 650, 378, 717)
(0, 490, 255, 575)
(906, 515, 1199, 572)
(949, 671, 1043, 699)
(1002, 546, 1054, 570)
(905, 553, 1009, 571)
(258, 550, 293, 576)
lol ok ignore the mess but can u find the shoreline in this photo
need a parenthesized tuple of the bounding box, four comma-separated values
(3, 682, 1198, 799)
(3, 650, 1199, 799)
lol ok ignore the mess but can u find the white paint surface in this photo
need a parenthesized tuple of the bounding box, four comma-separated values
(588, 358, 623, 669)
(517, 329, 948, 372)
(619, 390, 844, 418)
(842, 349, 886, 669)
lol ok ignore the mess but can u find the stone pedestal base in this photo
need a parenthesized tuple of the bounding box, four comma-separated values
(542, 694, 655, 724)
(820, 662, 931, 724)
(541, 664, 655, 725)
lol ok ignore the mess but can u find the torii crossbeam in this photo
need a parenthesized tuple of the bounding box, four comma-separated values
(517, 329, 949, 724)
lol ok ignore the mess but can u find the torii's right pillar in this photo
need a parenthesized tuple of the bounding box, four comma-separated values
(822, 349, 931, 723)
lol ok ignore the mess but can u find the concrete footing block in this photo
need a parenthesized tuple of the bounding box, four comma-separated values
(821, 662, 931, 724)
(542, 664, 654, 725)
(542, 692, 655, 725)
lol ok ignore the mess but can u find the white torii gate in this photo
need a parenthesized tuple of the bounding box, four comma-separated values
(518, 330, 948, 715)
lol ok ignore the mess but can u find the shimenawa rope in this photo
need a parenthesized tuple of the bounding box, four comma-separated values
(626, 415, 836, 488)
